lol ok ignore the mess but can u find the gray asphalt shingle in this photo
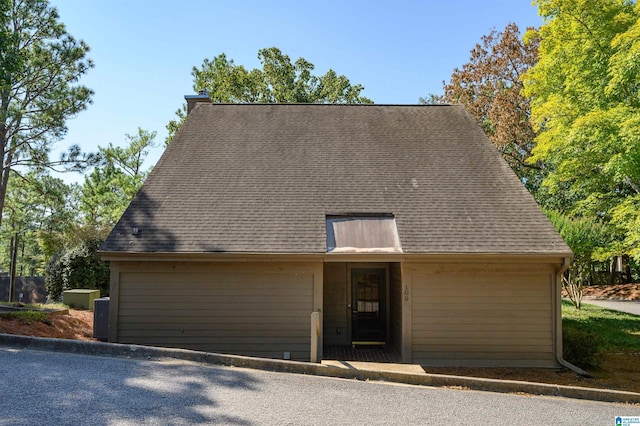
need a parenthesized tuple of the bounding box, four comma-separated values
(101, 104, 571, 255)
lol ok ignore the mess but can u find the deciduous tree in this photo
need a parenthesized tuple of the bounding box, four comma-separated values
(166, 47, 372, 143)
(438, 23, 542, 193)
(523, 0, 640, 260)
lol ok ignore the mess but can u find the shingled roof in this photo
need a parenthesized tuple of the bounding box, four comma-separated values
(101, 104, 571, 256)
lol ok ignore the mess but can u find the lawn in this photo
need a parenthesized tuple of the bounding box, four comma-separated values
(561, 300, 640, 392)
(562, 300, 640, 352)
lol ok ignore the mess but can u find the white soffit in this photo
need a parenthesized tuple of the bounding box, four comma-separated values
(326, 215, 402, 253)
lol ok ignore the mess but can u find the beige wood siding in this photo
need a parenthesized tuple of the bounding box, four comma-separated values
(389, 262, 402, 354)
(115, 262, 318, 361)
(409, 263, 556, 367)
(323, 263, 349, 345)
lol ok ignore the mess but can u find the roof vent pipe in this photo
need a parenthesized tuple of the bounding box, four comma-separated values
(185, 89, 210, 114)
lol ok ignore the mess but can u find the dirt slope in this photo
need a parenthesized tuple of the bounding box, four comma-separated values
(0, 309, 94, 341)
(582, 283, 640, 300)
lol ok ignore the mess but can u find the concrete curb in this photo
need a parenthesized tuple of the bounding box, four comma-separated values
(2, 334, 639, 404)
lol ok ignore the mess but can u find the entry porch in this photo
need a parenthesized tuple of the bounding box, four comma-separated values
(322, 262, 407, 362)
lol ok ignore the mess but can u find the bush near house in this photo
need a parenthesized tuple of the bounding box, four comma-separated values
(563, 326, 603, 369)
(45, 238, 109, 301)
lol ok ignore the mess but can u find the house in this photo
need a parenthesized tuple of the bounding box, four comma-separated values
(100, 97, 572, 367)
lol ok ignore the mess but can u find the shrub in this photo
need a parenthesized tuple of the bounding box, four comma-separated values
(546, 210, 608, 309)
(45, 237, 110, 301)
(563, 324, 603, 369)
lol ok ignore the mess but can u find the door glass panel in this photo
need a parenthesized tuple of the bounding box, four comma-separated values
(356, 275, 380, 315)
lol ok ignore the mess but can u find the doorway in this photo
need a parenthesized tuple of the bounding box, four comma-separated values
(351, 268, 387, 345)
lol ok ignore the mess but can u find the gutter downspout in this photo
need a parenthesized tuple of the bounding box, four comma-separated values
(554, 256, 592, 377)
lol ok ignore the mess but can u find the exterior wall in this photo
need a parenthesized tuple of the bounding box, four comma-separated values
(389, 263, 402, 355)
(110, 261, 322, 361)
(323, 263, 349, 345)
(108, 257, 559, 366)
(408, 262, 557, 368)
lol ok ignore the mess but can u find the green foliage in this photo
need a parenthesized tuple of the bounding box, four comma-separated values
(610, 195, 640, 260)
(0, 0, 94, 228)
(547, 211, 608, 308)
(45, 237, 109, 301)
(98, 128, 157, 180)
(0, 310, 47, 322)
(1, 127, 153, 291)
(0, 301, 66, 309)
(80, 128, 156, 227)
(546, 211, 607, 257)
(166, 47, 373, 143)
(0, 310, 49, 323)
(562, 324, 603, 369)
(563, 298, 640, 369)
(563, 300, 640, 351)
(606, 3, 640, 107)
(0, 170, 77, 274)
(523, 0, 640, 259)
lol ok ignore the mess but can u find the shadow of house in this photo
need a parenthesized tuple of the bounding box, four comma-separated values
(0, 349, 261, 425)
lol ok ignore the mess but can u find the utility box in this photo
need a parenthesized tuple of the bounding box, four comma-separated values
(62, 289, 100, 310)
(93, 297, 110, 341)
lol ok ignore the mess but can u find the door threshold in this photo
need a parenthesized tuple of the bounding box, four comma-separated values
(351, 341, 386, 347)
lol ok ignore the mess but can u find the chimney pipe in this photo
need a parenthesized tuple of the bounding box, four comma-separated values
(185, 89, 210, 114)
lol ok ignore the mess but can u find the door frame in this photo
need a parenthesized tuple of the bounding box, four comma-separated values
(347, 263, 390, 345)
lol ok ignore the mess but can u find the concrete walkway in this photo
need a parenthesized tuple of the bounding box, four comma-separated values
(582, 297, 640, 316)
(322, 360, 426, 375)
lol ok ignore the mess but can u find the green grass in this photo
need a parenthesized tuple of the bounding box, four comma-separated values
(0, 310, 49, 323)
(562, 299, 640, 351)
(0, 302, 67, 310)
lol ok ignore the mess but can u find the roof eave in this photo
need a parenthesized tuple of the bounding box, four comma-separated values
(99, 250, 572, 264)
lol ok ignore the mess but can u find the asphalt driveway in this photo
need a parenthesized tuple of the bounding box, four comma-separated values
(583, 298, 640, 316)
(2, 348, 639, 425)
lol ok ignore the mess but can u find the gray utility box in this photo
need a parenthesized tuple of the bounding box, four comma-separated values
(93, 297, 110, 341)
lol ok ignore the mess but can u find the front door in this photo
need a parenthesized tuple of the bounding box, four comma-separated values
(351, 268, 386, 344)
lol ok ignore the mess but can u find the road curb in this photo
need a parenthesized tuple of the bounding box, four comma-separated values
(2, 334, 639, 404)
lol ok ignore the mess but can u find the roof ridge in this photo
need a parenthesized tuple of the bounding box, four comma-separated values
(195, 103, 455, 107)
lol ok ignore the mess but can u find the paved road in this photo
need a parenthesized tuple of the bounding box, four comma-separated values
(583, 298, 640, 316)
(1, 348, 639, 425)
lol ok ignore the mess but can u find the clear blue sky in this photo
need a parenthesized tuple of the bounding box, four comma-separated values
(50, 1, 542, 180)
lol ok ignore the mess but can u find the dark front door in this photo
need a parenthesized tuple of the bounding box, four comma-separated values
(351, 268, 386, 344)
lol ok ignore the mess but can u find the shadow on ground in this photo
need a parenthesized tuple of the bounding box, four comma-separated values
(1, 349, 262, 425)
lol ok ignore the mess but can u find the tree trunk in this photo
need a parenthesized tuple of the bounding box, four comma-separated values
(0, 157, 11, 230)
(9, 233, 18, 303)
(609, 257, 616, 285)
(623, 255, 632, 283)
(563, 268, 583, 309)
